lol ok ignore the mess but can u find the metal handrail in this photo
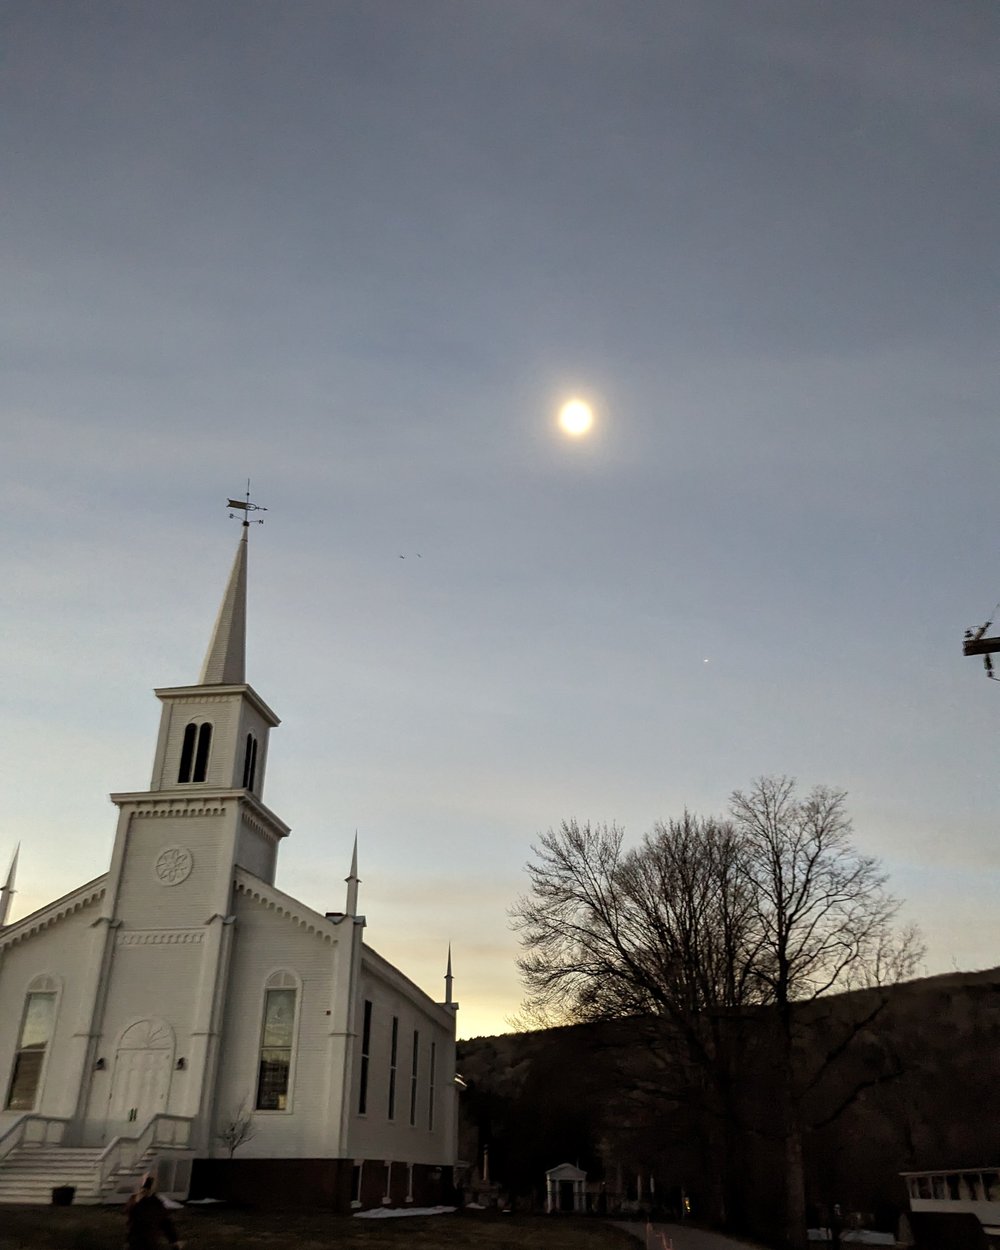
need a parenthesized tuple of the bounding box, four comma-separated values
(0, 1114, 69, 1164)
(95, 1115, 193, 1194)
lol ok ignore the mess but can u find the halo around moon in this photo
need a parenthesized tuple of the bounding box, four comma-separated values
(558, 398, 595, 437)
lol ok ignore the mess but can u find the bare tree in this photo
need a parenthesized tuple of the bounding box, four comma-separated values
(512, 813, 764, 1223)
(730, 777, 923, 1250)
(513, 813, 761, 1026)
(512, 781, 922, 1248)
(216, 1100, 257, 1158)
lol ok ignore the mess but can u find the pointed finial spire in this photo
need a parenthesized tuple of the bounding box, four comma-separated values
(345, 833, 360, 916)
(199, 485, 266, 686)
(445, 942, 454, 1006)
(199, 532, 248, 684)
(0, 843, 19, 927)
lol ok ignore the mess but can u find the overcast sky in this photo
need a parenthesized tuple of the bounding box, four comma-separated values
(2, 1, 998, 1038)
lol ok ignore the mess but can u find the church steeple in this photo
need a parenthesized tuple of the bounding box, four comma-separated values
(142, 508, 285, 887)
(199, 529, 248, 685)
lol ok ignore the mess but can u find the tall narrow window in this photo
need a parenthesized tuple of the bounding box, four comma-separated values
(242, 733, 258, 790)
(387, 1016, 398, 1120)
(178, 723, 197, 783)
(6, 985, 56, 1110)
(255, 972, 297, 1110)
(358, 1000, 373, 1114)
(428, 1040, 436, 1131)
(409, 1029, 419, 1126)
(178, 722, 212, 783)
(193, 723, 212, 782)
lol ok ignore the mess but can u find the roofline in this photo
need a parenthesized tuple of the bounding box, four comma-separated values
(110, 788, 291, 839)
(362, 941, 457, 1027)
(0, 875, 107, 948)
(153, 683, 280, 727)
(233, 866, 353, 939)
(901, 1167, 1000, 1177)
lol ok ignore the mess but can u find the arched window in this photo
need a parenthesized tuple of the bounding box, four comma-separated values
(6, 977, 58, 1110)
(242, 733, 258, 791)
(178, 722, 212, 783)
(255, 971, 298, 1111)
(193, 723, 212, 782)
(178, 724, 196, 783)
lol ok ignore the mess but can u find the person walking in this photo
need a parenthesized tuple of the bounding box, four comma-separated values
(125, 1173, 181, 1250)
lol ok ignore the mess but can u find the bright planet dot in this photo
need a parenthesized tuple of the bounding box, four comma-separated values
(558, 398, 595, 437)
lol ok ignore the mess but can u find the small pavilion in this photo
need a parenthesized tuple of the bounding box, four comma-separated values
(545, 1162, 587, 1213)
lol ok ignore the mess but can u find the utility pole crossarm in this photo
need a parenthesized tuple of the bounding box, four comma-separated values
(962, 634, 1000, 657)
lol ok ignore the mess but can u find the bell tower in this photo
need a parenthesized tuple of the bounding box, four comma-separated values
(138, 505, 285, 884)
(75, 493, 289, 1148)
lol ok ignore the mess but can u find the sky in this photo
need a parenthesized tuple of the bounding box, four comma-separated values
(2, 1, 998, 1040)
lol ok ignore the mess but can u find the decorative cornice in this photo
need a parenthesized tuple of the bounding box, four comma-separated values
(234, 869, 336, 944)
(153, 683, 280, 727)
(117, 929, 205, 947)
(110, 790, 289, 840)
(155, 693, 239, 706)
(0, 878, 107, 949)
(241, 808, 281, 845)
(126, 800, 225, 820)
(239, 792, 290, 840)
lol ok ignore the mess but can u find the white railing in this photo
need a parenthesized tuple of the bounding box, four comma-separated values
(0, 1114, 69, 1164)
(95, 1115, 193, 1194)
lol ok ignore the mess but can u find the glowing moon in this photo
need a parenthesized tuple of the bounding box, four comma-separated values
(558, 398, 595, 437)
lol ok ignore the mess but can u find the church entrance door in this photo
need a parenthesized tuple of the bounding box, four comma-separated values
(105, 1020, 173, 1142)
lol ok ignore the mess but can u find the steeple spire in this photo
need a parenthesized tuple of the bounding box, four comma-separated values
(345, 834, 360, 916)
(0, 843, 19, 927)
(445, 943, 454, 1006)
(199, 530, 248, 685)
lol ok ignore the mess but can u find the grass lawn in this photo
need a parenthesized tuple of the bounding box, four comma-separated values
(0, 1205, 640, 1250)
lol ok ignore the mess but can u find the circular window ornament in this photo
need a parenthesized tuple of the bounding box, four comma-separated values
(154, 846, 194, 886)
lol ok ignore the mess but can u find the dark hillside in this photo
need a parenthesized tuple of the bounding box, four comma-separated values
(457, 968, 1000, 1237)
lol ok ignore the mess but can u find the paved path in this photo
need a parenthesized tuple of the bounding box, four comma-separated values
(611, 1220, 768, 1250)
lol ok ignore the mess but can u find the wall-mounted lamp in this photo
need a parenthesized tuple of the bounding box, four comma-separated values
(175, 1057, 186, 1071)
(94, 1057, 106, 1071)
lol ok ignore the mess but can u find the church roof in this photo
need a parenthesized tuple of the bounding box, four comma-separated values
(362, 940, 458, 1025)
(545, 1162, 588, 1180)
(234, 866, 350, 941)
(0, 874, 106, 949)
(199, 530, 247, 685)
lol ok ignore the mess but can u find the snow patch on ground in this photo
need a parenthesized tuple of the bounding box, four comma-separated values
(808, 1231, 894, 1245)
(354, 1205, 456, 1220)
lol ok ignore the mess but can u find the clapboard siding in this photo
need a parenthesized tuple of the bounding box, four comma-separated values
(213, 889, 339, 1157)
(0, 898, 103, 1127)
(114, 814, 228, 929)
(234, 817, 275, 880)
(153, 696, 243, 791)
(347, 953, 456, 1165)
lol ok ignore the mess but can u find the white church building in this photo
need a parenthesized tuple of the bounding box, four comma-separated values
(0, 525, 460, 1208)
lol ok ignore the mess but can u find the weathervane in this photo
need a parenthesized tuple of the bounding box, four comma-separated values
(227, 480, 268, 530)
